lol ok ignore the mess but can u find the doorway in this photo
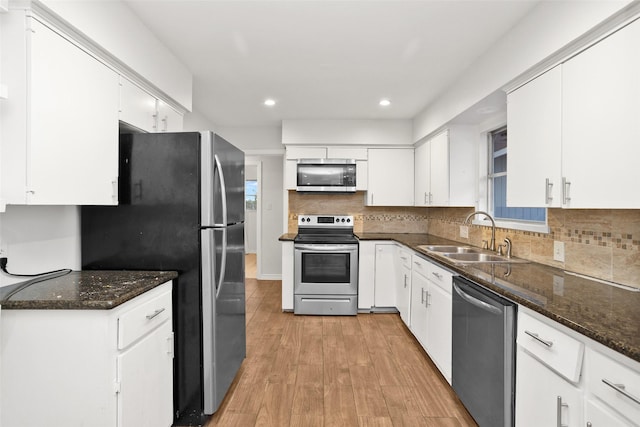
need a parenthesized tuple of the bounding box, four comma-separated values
(245, 162, 260, 279)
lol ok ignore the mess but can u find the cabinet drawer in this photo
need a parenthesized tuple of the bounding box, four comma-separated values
(586, 348, 640, 424)
(411, 254, 429, 277)
(397, 248, 412, 270)
(517, 312, 584, 383)
(426, 263, 453, 293)
(118, 289, 172, 350)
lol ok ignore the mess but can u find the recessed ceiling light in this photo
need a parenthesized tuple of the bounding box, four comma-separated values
(379, 99, 391, 107)
(264, 99, 276, 107)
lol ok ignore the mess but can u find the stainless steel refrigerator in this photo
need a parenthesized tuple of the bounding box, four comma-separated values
(81, 131, 246, 425)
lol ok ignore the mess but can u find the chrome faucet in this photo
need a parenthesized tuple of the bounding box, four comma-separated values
(464, 210, 497, 251)
(503, 237, 512, 258)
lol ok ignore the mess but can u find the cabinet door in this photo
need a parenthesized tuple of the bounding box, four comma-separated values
(516, 349, 583, 427)
(118, 320, 173, 427)
(584, 399, 632, 427)
(367, 148, 414, 206)
(414, 140, 430, 206)
(357, 241, 376, 310)
(410, 270, 429, 348)
(395, 250, 412, 326)
(507, 66, 562, 207)
(429, 130, 450, 206)
(30, 18, 119, 205)
(374, 244, 396, 307)
(119, 77, 157, 132)
(157, 100, 184, 132)
(562, 19, 640, 208)
(425, 282, 452, 383)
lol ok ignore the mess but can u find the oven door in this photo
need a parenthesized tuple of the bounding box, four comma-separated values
(294, 243, 358, 295)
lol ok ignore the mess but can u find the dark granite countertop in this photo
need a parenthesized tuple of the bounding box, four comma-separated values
(278, 233, 297, 241)
(354, 232, 640, 363)
(0, 270, 178, 310)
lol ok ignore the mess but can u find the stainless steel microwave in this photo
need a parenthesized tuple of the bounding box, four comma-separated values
(296, 159, 357, 192)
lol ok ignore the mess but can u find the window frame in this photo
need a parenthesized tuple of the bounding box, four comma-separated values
(475, 117, 550, 234)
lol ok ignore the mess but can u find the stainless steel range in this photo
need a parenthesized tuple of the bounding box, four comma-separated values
(294, 215, 358, 315)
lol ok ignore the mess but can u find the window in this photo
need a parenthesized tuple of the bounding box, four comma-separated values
(245, 180, 257, 210)
(489, 127, 546, 223)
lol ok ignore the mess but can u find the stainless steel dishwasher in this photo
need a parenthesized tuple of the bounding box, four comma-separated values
(452, 276, 516, 427)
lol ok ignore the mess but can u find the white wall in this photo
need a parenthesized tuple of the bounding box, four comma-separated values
(247, 154, 283, 279)
(217, 126, 283, 153)
(283, 119, 412, 146)
(413, 0, 632, 141)
(0, 206, 81, 287)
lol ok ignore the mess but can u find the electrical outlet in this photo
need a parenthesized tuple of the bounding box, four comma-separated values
(553, 275, 565, 295)
(459, 225, 469, 239)
(553, 241, 565, 262)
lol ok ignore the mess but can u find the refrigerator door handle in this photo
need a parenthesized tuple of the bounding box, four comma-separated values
(216, 228, 227, 298)
(214, 154, 228, 227)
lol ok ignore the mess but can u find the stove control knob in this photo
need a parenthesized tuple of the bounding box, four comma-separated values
(346, 218, 351, 223)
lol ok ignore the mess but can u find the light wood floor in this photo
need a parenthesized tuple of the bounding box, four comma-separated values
(246, 253, 256, 279)
(205, 279, 477, 427)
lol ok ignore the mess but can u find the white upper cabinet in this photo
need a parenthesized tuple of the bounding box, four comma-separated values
(156, 100, 184, 132)
(414, 128, 476, 207)
(1, 13, 119, 206)
(366, 148, 414, 206)
(119, 77, 158, 132)
(507, 66, 562, 208)
(119, 78, 184, 133)
(561, 17, 640, 208)
(414, 140, 431, 206)
(507, 17, 640, 209)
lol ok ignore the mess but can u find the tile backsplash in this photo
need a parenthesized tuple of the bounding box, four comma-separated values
(287, 191, 640, 289)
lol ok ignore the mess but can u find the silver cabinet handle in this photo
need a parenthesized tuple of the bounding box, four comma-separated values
(370, 193, 374, 204)
(146, 307, 166, 320)
(602, 378, 640, 405)
(557, 396, 568, 427)
(403, 274, 408, 288)
(428, 192, 433, 204)
(545, 178, 553, 204)
(525, 330, 554, 347)
(587, 423, 592, 427)
(421, 287, 425, 304)
(425, 291, 430, 307)
(431, 271, 443, 280)
(424, 192, 428, 204)
(562, 177, 571, 204)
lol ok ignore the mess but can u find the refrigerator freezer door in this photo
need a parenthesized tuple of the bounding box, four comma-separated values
(201, 132, 245, 227)
(201, 223, 246, 414)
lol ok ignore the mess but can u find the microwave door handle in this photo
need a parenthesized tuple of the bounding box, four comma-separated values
(213, 154, 227, 227)
(216, 228, 227, 299)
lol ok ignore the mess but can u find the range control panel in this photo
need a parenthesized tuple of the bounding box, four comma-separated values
(298, 215, 353, 228)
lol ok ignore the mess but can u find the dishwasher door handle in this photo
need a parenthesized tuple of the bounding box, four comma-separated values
(453, 283, 502, 315)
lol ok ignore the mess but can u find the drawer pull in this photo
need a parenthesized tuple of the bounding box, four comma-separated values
(557, 396, 568, 427)
(431, 271, 443, 280)
(146, 307, 166, 320)
(602, 378, 640, 405)
(525, 330, 553, 348)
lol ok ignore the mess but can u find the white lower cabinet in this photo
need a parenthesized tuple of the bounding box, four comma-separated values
(395, 247, 412, 326)
(374, 243, 397, 308)
(0, 282, 174, 427)
(410, 254, 453, 383)
(516, 348, 584, 427)
(516, 308, 640, 427)
(585, 399, 633, 427)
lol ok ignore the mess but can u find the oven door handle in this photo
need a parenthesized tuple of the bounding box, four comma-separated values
(294, 244, 357, 252)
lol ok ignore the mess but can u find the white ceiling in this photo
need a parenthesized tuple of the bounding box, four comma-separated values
(124, 0, 540, 128)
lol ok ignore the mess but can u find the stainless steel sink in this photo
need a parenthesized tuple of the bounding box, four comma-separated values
(418, 245, 482, 253)
(418, 245, 528, 264)
(441, 253, 515, 263)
